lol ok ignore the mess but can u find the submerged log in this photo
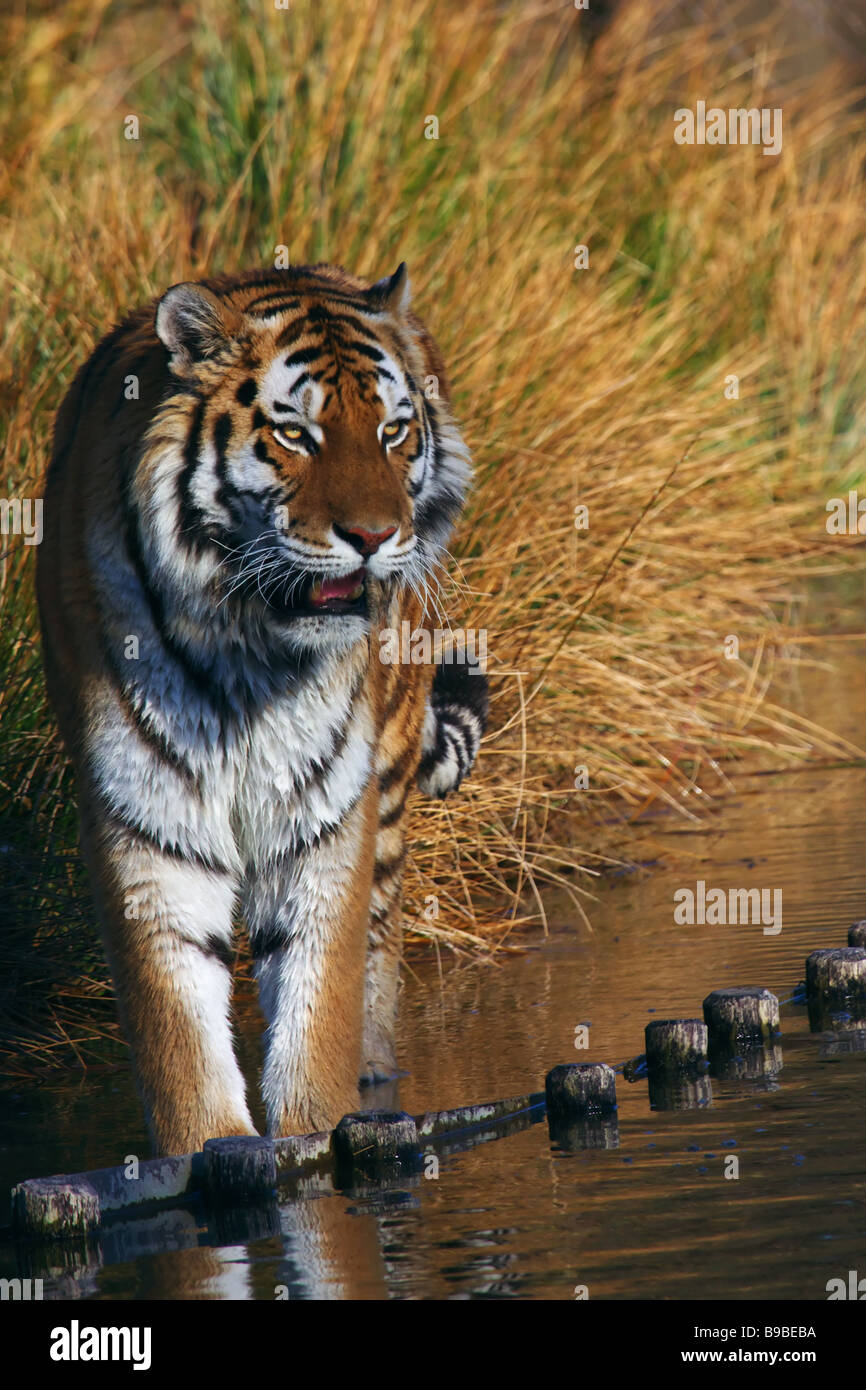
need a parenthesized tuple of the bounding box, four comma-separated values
(274, 1131, 333, 1178)
(10, 1096, 541, 1239)
(416, 1093, 543, 1139)
(11, 1154, 196, 1240)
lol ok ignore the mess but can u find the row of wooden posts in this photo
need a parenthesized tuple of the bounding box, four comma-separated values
(11, 936, 866, 1243)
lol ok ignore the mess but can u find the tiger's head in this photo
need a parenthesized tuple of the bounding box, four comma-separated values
(149, 262, 470, 654)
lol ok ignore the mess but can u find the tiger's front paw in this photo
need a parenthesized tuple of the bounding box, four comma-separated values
(417, 660, 489, 799)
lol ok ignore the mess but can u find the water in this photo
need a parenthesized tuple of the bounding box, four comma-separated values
(2, 573, 866, 1299)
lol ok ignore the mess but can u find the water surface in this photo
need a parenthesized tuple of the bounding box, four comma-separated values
(2, 573, 865, 1299)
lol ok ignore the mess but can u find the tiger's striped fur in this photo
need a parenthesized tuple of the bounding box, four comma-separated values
(36, 262, 487, 1155)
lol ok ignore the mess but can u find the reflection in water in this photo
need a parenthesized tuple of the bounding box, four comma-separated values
(647, 1073, 713, 1112)
(548, 1115, 620, 1151)
(709, 1040, 783, 1087)
(276, 1194, 391, 1300)
(2, 575, 866, 1298)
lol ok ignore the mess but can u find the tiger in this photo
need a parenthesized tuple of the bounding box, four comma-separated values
(36, 261, 488, 1156)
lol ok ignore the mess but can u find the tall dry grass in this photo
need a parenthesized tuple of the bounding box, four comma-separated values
(2, 0, 865, 1073)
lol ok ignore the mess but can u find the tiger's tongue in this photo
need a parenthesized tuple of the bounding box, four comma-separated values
(309, 567, 365, 605)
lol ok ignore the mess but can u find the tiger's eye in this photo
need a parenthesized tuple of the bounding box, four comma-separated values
(383, 421, 402, 437)
(277, 425, 303, 441)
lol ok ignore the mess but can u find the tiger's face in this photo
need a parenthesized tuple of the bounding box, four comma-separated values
(152, 263, 470, 652)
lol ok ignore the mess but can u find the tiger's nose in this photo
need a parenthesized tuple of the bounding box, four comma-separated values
(334, 523, 398, 557)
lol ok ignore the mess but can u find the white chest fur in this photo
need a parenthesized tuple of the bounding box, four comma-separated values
(229, 658, 375, 862)
(87, 642, 375, 874)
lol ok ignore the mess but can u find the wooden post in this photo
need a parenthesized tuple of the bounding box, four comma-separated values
(645, 1019, 708, 1073)
(202, 1136, 280, 1245)
(703, 988, 780, 1050)
(848, 921, 866, 949)
(545, 1065, 618, 1149)
(806, 947, 866, 1028)
(11, 1175, 100, 1240)
(545, 1064, 616, 1122)
(332, 1111, 420, 1186)
(645, 1020, 709, 1109)
(202, 1136, 277, 1205)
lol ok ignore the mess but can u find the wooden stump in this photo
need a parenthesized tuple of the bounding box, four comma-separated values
(545, 1064, 617, 1123)
(332, 1111, 420, 1185)
(703, 988, 780, 1050)
(848, 921, 866, 949)
(202, 1136, 277, 1205)
(545, 1065, 618, 1148)
(645, 1019, 708, 1074)
(642, 1021, 709, 1108)
(12, 1175, 100, 1239)
(806, 947, 866, 1028)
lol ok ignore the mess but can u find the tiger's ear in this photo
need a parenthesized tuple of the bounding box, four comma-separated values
(156, 283, 240, 373)
(365, 262, 411, 316)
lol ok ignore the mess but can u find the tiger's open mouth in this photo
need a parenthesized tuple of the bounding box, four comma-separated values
(267, 565, 368, 618)
(307, 566, 366, 614)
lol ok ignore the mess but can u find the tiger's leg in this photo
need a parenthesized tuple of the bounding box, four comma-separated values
(78, 800, 255, 1156)
(245, 783, 379, 1136)
(360, 832, 407, 1086)
(361, 655, 491, 1082)
(360, 669, 427, 1085)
